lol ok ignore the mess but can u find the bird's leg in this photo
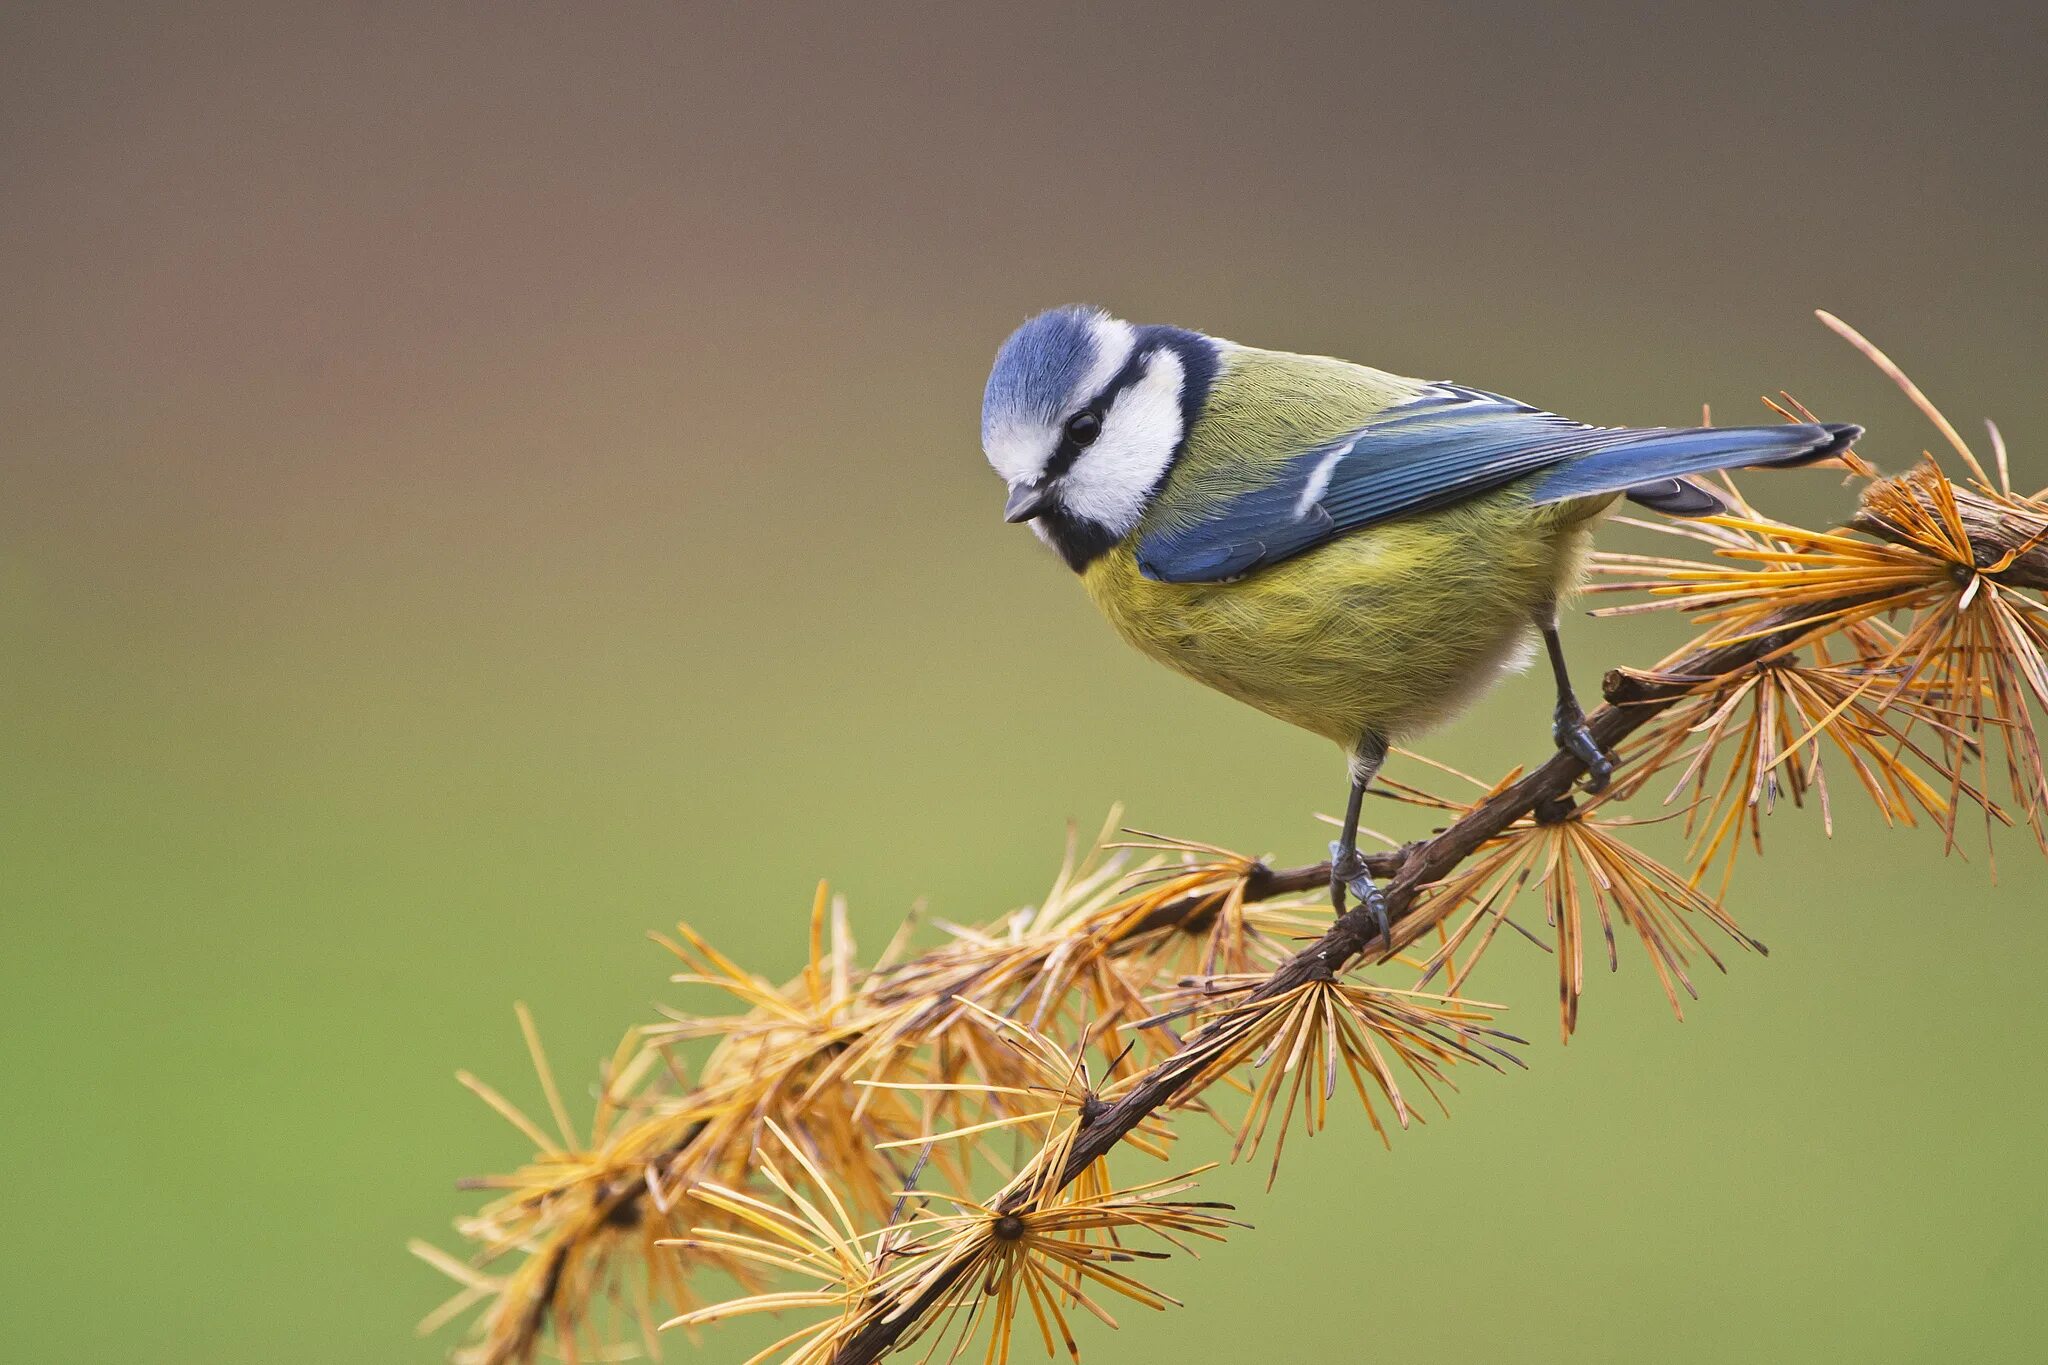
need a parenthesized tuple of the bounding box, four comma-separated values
(1538, 604, 1614, 793)
(1329, 732, 1392, 950)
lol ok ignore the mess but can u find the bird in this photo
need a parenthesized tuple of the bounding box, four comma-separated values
(978, 306, 1860, 945)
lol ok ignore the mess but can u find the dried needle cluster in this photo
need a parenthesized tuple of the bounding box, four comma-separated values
(415, 317, 2048, 1365)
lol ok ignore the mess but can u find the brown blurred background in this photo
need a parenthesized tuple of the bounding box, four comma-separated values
(5, 3, 2046, 1362)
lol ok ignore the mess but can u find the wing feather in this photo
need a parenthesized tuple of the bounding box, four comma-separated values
(1135, 384, 1855, 584)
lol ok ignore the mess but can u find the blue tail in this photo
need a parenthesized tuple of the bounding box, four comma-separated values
(1529, 422, 1861, 515)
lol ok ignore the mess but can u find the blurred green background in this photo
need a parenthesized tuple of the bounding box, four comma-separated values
(6, 3, 2047, 1361)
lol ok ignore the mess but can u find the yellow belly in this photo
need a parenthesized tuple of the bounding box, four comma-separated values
(1082, 491, 1603, 750)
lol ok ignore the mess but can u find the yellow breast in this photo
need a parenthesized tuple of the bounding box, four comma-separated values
(1082, 488, 1603, 749)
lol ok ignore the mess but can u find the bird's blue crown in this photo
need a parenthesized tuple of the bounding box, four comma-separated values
(980, 306, 1110, 447)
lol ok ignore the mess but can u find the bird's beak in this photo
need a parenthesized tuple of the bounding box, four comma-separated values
(1003, 481, 1055, 523)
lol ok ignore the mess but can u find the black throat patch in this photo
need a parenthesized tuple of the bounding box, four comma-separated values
(1036, 510, 1124, 572)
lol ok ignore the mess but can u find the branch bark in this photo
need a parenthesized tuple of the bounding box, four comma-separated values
(1854, 482, 2048, 588)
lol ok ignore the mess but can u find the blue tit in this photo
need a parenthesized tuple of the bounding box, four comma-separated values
(979, 306, 1860, 941)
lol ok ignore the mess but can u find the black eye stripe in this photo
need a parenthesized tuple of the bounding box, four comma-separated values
(1043, 343, 1157, 479)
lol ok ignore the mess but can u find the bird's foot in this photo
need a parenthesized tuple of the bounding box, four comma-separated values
(1553, 702, 1614, 793)
(1329, 841, 1392, 949)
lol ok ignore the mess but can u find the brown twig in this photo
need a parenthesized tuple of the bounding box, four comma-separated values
(1853, 481, 2048, 586)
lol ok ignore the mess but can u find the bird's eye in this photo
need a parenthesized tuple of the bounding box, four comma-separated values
(1064, 411, 1102, 448)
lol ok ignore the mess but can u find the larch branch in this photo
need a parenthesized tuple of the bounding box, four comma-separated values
(829, 475, 2039, 1365)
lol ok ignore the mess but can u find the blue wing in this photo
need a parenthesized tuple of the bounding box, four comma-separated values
(1135, 385, 1855, 583)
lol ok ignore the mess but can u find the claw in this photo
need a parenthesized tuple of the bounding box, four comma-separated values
(1329, 841, 1392, 948)
(1553, 704, 1615, 793)
(1328, 840, 1353, 913)
(1355, 880, 1391, 948)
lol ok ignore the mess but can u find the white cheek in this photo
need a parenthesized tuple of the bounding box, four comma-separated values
(1059, 350, 1186, 536)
